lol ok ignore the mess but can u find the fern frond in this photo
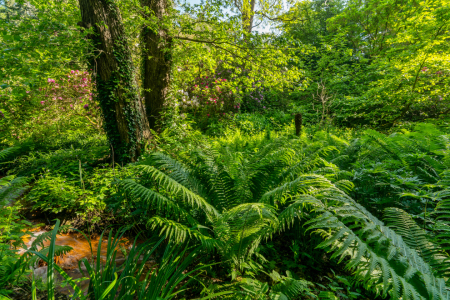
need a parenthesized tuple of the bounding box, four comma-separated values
(148, 152, 206, 196)
(0, 147, 19, 163)
(118, 179, 197, 225)
(308, 209, 449, 300)
(29, 225, 71, 250)
(278, 195, 323, 231)
(271, 277, 312, 299)
(0, 175, 28, 204)
(136, 165, 218, 217)
(147, 216, 218, 250)
(261, 174, 334, 205)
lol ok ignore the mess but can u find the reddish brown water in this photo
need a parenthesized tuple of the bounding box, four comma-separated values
(22, 230, 133, 295)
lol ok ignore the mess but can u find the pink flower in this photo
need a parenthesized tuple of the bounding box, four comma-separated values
(47, 78, 55, 83)
(40, 101, 45, 105)
(223, 113, 226, 115)
(206, 86, 209, 88)
(195, 85, 198, 88)
(207, 114, 210, 117)
(222, 79, 226, 82)
(89, 93, 92, 96)
(82, 78, 87, 81)
(58, 97, 62, 100)
(76, 70, 79, 73)
(70, 104, 73, 107)
(71, 70, 75, 74)
(26, 91, 30, 93)
(80, 100, 83, 103)
(79, 97, 83, 99)
(83, 104, 89, 109)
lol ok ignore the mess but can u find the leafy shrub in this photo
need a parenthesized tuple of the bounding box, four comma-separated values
(26, 173, 101, 215)
(176, 74, 237, 118)
(3, 70, 102, 143)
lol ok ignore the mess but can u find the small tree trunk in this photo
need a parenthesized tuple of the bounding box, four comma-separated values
(78, 0, 151, 162)
(141, 0, 172, 130)
(242, 0, 256, 33)
(295, 113, 302, 136)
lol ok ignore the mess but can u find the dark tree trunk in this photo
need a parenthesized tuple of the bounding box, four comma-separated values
(141, 0, 172, 130)
(295, 113, 302, 136)
(78, 0, 151, 162)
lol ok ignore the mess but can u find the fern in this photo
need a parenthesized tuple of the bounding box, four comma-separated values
(0, 175, 28, 205)
(115, 126, 450, 299)
(0, 147, 19, 163)
(384, 207, 450, 278)
(305, 202, 450, 299)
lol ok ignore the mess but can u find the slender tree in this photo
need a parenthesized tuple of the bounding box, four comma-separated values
(78, 0, 151, 162)
(141, 0, 172, 130)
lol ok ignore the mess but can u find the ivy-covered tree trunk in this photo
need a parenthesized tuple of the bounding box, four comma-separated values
(141, 0, 172, 130)
(78, 0, 151, 162)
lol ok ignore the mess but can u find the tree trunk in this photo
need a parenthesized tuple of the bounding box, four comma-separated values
(141, 0, 172, 130)
(242, 0, 256, 33)
(78, 0, 151, 162)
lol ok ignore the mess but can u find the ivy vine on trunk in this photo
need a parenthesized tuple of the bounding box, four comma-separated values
(78, 0, 151, 162)
(141, 0, 172, 131)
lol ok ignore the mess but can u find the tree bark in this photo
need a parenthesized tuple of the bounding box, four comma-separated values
(78, 0, 151, 162)
(295, 113, 302, 136)
(242, 0, 256, 33)
(141, 0, 172, 130)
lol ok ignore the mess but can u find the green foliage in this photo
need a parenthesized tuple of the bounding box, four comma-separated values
(3, 0, 450, 298)
(111, 123, 450, 299)
(26, 173, 102, 215)
(0, 175, 31, 297)
(279, 0, 450, 127)
(0, 0, 89, 143)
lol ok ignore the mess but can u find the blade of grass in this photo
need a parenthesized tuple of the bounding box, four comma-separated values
(98, 273, 118, 300)
(46, 219, 59, 300)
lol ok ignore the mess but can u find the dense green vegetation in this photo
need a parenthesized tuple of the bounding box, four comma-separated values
(1, 0, 450, 299)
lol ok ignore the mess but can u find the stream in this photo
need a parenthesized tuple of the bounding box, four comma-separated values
(21, 230, 134, 296)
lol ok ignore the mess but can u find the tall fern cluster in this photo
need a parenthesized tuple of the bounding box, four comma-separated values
(114, 123, 450, 299)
